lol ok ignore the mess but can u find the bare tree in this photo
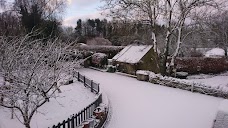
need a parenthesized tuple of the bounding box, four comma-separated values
(0, 34, 78, 128)
(0, 11, 21, 36)
(160, 0, 222, 75)
(200, 10, 228, 56)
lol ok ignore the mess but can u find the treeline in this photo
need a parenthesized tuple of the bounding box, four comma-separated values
(0, 0, 65, 38)
(73, 18, 166, 46)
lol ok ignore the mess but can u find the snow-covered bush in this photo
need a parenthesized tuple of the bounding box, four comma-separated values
(91, 53, 108, 68)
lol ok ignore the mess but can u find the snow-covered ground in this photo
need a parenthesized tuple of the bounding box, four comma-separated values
(0, 81, 96, 128)
(79, 69, 223, 128)
(187, 72, 228, 91)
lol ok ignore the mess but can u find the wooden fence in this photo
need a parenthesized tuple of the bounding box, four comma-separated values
(49, 72, 102, 128)
(74, 71, 100, 94)
(50, 94, 102, 128)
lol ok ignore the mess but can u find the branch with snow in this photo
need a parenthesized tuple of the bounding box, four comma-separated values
(0, 36, 80, 128)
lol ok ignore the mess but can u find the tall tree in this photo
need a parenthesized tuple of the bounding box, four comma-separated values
(165, 0, 221, 75)
(13, 0, 65, 34)
(75, 19, 82, 37)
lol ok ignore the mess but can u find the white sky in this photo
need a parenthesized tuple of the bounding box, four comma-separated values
(63, 0, 105, 27)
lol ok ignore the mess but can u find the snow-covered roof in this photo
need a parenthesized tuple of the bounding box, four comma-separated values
(205, 48, 225, 58)
(112, 45, 153, 64)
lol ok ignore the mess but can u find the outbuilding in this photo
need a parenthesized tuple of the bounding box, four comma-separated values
(112, 45, 160, 75)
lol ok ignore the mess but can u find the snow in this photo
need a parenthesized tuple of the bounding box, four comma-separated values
(188, 72, 228, 92)
(112, 45, 152, 64)
(92, 53, 107, 59)
(0, 81, 96, 128)
(218, 100, 228, 113)
(205, 48, 225, 58)
(213, 100, 228, 128)
(148, 71, 228, 92)
(79, 68, 222, 128)
(136, 70, 150, 75)
(176, 72, 188, 76)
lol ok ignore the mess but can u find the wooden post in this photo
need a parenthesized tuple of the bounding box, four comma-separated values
(81, 110, 83, 122)
(62, 120, 66, 128)
(57, 123, 61, 128)
(78, 113, 81, 125)
(67, 118, 71, 128)
(71, 115, 75, 128)
(191, 84, 194, 92)
(77, 72, 80, 81)
(97, 84, 100, 94)
(91, 80, 93, 93)
(83, 76, 86, 86)
(75, 114, 78, 126)
(84, 108, 87, 120)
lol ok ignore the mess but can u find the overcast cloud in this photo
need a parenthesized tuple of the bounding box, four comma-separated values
(63, 0, 104, 27)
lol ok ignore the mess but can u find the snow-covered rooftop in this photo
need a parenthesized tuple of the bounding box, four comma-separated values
(112, 45, 153, 64)
(205, 48, 225, 58)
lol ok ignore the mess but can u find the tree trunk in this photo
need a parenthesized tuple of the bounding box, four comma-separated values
(24, 122, 31, 128)
(169, 27, 183, 76)
(161, 31, 171, 75)
(224, 47, 227, 56)
(152, 31, 157, 53)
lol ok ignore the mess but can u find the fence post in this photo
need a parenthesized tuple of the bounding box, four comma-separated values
(91, 80, 93, 93)
(77, 72, 80, 81)
(57, 123, 61, 128)
(83, 108, 86, 120)
(71, 115, 75, 128)
(67, 118, 71, 128)
(81, 110, 84, 122)
(97, 84, 100, 94)
(62, 120, 66, 128)
(191, 84, 194, 92)
(75, 114, 78, 126)
(83, 76, 86, 87)
(78, 113, 81, 125)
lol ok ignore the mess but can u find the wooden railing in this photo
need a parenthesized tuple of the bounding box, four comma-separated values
(49, 72, 102, 128)
(74, 71, 100, 94)
(50, 94, 102, 128)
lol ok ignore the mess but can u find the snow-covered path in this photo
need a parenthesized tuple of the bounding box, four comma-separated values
(79, 69, 223, 128)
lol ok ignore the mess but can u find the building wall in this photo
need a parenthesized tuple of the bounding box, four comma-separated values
(115, 62, 137, 75)
(114, 48, 160, 75)
(138, 48, 160, 73)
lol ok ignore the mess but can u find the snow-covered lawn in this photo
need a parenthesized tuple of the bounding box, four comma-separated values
(187, 72, 228, 91)
(0, 81, 96, 128)
(79, 69, 223, 128)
